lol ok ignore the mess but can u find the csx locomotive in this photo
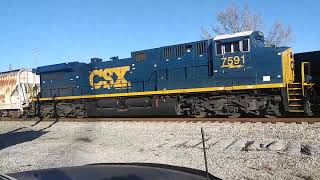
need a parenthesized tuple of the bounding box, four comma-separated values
(31, 31, 319, 118)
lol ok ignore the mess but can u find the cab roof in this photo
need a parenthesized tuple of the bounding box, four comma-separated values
(214, 31, 254, 41)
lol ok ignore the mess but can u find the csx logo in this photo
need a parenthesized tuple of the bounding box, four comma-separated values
(89, 66, 131, 89)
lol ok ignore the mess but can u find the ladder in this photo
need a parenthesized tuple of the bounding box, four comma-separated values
(287, 83, 304, 113)
(287, 62, 313, 113)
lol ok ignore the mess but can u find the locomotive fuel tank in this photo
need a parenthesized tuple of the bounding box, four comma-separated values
(86, 97, 180, 117)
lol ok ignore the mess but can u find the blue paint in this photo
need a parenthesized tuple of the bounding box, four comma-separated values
(35, 31, 289, 98)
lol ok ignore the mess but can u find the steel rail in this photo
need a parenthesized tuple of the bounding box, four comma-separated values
(1, 117, 320, 124)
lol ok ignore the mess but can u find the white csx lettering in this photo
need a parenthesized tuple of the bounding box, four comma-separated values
(89, 66, 131, 89)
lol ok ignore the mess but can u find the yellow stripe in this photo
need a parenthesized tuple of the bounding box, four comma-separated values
(34, 83, 286, 101)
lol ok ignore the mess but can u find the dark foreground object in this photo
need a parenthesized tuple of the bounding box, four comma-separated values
(2, 163, 220, 180)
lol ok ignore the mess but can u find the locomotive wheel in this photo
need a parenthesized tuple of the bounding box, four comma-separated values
(75, 109, 87, 118)
(304, 100, 314, 117)
(43, 112, 52, 119)
(265, 114, 277, 118)
(194, 112, 207, 118)
(228, 113, 241, 118)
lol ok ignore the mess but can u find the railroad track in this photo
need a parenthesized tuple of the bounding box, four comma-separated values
(1, 117, 320, 124)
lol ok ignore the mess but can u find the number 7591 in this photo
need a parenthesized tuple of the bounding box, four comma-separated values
(221, 55, 245, 68)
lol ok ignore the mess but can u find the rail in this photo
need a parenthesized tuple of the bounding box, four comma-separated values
(1, 117, 320, 124)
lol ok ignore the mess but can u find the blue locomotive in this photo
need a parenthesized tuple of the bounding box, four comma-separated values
(33, 31, 317, 117)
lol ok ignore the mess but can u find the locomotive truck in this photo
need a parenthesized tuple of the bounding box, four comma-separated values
(30, 31, 319, 118)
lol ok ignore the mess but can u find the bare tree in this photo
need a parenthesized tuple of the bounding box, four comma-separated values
(202, 4, 292, 47)
(265, 21, 292, 47)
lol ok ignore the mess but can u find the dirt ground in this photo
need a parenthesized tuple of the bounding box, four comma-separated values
(0, 119, 319, 179)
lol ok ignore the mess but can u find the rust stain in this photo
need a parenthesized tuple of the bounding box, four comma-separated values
(0, 95, 5, 103)
(0, 73, 18, 104)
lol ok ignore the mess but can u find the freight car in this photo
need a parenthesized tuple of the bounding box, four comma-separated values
(0, 69, 40, 117)
(32, 31, 318, 118)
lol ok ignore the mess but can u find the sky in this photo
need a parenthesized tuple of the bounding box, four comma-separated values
(0, 0, 319, 72)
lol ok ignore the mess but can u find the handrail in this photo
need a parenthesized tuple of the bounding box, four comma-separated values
(301, 62, 306, 96)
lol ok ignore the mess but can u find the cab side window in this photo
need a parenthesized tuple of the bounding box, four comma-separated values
(216, 39, 249, 55)
(242, 39, 249, 52)
(216, 43, 222, 55)
(225, 43, 232, 53)
(233, 41, 240, 52)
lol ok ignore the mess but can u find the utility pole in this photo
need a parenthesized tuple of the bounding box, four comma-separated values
(32, 48, 39, 68)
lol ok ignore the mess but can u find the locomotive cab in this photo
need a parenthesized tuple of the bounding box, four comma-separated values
(212, 31, 277, 86)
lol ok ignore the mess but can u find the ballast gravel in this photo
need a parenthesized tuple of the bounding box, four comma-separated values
(0, 119, 320, 180)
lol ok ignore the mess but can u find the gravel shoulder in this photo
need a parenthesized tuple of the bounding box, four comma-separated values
(0, 120, 320, 179)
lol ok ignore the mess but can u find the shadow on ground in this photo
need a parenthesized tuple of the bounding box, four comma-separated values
(0, 130, 48, 150)
(0, 129, 48, 150)
(0, 116, 61, 150)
